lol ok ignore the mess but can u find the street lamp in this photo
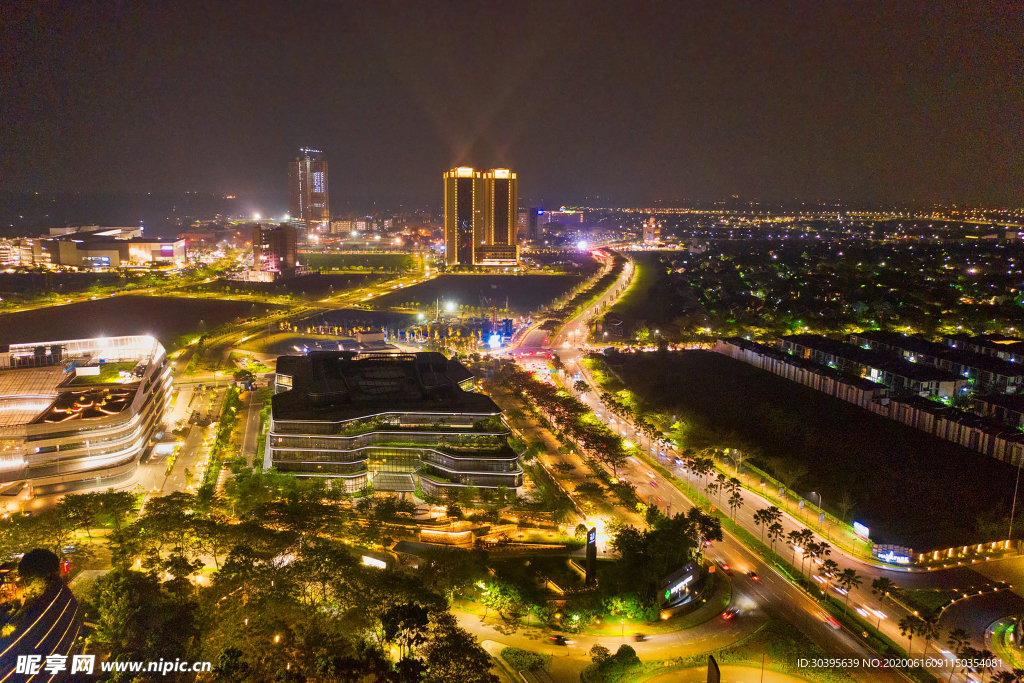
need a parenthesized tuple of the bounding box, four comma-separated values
(810, 491, 823, 530)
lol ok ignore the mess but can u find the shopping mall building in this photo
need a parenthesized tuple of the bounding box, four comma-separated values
(267, 351, 522, 497)
(0, 335, 172, 495)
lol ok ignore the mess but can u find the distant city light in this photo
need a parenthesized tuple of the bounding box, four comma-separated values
(577, 239, 589, 250)
(253, 213, 261, 220)
(444, 301, 456, 313)
(488, 334, 501, 349)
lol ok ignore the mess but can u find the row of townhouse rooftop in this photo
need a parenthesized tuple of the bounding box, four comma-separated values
(716, 337, 1024, 466)
(779, 334, 971, 399)
(848, 331, 1024, 395)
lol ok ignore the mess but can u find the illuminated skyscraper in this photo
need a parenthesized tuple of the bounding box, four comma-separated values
(443, 167, 483, 266)
(443, 167, 519, 267)
(288, 148, 330, 227)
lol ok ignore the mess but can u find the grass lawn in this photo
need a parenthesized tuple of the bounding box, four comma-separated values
(66, 361, 138, 385)
(300, 252, 416, 272)
(601, 350, 1015, 550)
(894, 588, 962, 614)
(607, 252, 664, 321)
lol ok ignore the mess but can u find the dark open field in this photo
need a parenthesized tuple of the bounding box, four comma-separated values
(371, 274, 584, 314)
(294, 308, 418, 331)
(299, 252, 416, 272)
(603, 350, 1015, 550)
(607, 252, 665, 320)
(0, 296, 283, 346)
(181, 274, 384, 300)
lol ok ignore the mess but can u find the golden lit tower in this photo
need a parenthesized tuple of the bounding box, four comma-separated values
(288, 148, 330, 228)
(443, 167, 484, 266)
(483, 168, 517, 248)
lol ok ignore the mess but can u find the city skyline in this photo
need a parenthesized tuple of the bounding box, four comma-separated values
(2, 4, 1024, 681)
(1, 2, 1021, 207)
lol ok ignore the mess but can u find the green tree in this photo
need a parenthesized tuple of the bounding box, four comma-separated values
(419, 612, 499, 683)
(899, 614, 921, 655)
(18, 548, 60, 595)
(918, 610, 941, 658)
(836, 567, 862, 611)
(728, 491, 743, 521)
(59, 493, 100, 539)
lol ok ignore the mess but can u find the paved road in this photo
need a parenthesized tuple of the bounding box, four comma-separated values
(508, 252, 951, 682)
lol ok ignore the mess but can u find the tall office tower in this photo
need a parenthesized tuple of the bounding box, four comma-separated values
(483, 169, 517, 246)
(443, 167, 484, 266)
(288, 148, 330, 227)
(517, 209, 530, 242)
(443, 167, 520, 266)
(253, 223, 297, 273)
(478, 168, 519, 264)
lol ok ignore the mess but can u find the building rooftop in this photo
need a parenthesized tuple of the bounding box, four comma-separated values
(851, 331, 1024, 378)
(273, 352, 495, 422)
(782, 334, 962, 383)
(720, 337, 886, 391)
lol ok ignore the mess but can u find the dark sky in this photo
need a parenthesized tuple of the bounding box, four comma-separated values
(2, 1, 1021, 209)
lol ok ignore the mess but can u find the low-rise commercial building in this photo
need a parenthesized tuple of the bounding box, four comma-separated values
(267, 351, 522, 496)
(0, 336, 172, 494)
(33, 227, 185, 269)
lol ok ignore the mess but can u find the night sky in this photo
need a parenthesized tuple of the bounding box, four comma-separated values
(1, 1, 1021, 209)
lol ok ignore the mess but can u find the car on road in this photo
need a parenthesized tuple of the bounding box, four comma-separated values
(747, 571, 760, 581)
(649, 481, 658, 488)
(721, 608, 739, 620)
(822, 614, 841, 630)
(715, 560, 733, 576)
(632, 633, 647, 642)
(548, 636, 573, 645)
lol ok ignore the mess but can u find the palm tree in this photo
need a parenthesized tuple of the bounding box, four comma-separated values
(727, 477, 742, 497)
(836, 568, 862, 611)
(946, 628, 969, 682)
(753, 509, 769, 544)
(787, 530, 803, 565)
(768, 522, 785, 559)
(804, 541, 820, 577)
(989, 669, 1024, 683)
(918, 610, 941, 658)
(870, 577, 896, 628)
(819, 559, 839, 595)
(795, 529, 814, 575)
(715, 473, 728, 504)
(728, 491, 743, 522)
(899, 615, 920, 655)
(573, 380, 590, 395)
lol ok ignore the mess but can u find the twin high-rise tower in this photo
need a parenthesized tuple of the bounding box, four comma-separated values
(443, 167, 519, 267)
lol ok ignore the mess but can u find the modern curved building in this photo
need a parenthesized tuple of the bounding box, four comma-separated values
(0, 336, 172, 494)
(267, 352, 522, 496)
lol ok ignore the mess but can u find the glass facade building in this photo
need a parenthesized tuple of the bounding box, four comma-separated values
(267, 352, 523, 496)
